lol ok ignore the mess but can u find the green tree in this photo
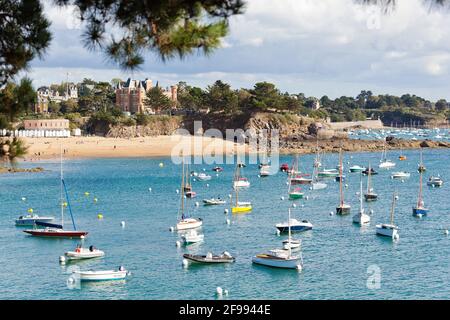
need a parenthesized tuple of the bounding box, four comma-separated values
(435, 99, 448, 111)
(204, 80, 238, 113)
(0, 78, 37, 122)
(249, 82, 282, 111)
(144, 87, 173, 114)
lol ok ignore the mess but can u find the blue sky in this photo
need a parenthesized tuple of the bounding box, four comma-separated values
(26, 0, 450, 101)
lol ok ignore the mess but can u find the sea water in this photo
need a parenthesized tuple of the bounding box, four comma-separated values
(0, 149, 449, 299)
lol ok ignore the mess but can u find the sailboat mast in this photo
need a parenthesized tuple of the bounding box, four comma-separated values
(339, 149, 344, 206)
(367, 163, 372, 193)
(180, 159, 185, 219)
(360, 173, 363, 214)
(390, 192, 396, 225)
(417, 170, 423, 207)
(60, 144, 64, 229)
(288, 208, 292, 258)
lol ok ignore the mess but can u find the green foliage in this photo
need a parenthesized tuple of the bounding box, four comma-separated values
(0, 78, 37, 122)
(0, 137, 29, 163)
(0, 0, 52, 85)
(144, 87, 173, 113)
(54, 0, 245, 70)
(204, 80, 238, 113)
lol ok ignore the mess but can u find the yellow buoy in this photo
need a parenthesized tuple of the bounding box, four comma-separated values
(93, 198, 98, 203)
(97, 214, 103, 219)
(27, 208, 33, 213)
(62, 202, 68, 207)
(159, 162, 164, 168)
(84, 192, 90, 196)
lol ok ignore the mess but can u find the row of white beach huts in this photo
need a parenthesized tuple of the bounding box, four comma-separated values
(0, 129, 81, 138)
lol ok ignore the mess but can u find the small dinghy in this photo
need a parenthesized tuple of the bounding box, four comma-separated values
(282, 239, 301, 250)
(197, 173, 212, 181)
(72, 266, 129, 282)
(349, 165, 366, 173)
(63, 245, 105, 261)
(362, 168, 378, 175)
(15, 214, 55, 226)
(391, 171, 410, 179)
(427, 176, 443, 187)
(203, 198, 226, 206)
(181, 230, 204, 245)
(212, 166, 223, 172)
(183, 251, 235, 264)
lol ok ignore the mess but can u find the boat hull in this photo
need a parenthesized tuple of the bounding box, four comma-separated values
(312, 182, 327, 190)
(231, 206, 252, 214)
(276, 223, 312, 233)
(288, 193, 303, 200)
(65, 250, 105, 260)
(336, 205, 351, 215)
(412, 207, 428, 216)
(183, 254, 235, 264)
(73, 270, 128, 281)
(352, 213, 370, 225)
(376, 224, 399, 238)
(252, 255, 301, 269)
(23, 229, 88, 238)
(364, 193, 378, 201)
(176, 218, 203, 231)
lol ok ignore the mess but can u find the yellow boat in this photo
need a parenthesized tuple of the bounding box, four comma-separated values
(231, 162, 252, 214)
(399, 155, 406, 161)
(232, 204, 252, 214)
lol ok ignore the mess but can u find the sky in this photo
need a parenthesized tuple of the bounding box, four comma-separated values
(25, 0, 450, 101)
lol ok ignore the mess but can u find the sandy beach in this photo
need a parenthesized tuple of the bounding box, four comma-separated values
(22, 135, 249, 161)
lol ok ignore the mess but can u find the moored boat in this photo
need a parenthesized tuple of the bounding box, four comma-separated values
(276, 218, 313, 233)
(391, 171, 410, 179)
(183, 252, 235, 264)
(412, 166, 428, 217)
(427, 176, 443, 187)
(376, 192, 399, 239)
(64, 245, 105, 261)
(181, 230, 204, 245)
(353, 174, 371, 225)
(15, 214, 55, 226)
(203, 198, 226, 206)
(349, 165, 366, 173)
(72, 267, 129, 282)
(336, 149, 351, 215)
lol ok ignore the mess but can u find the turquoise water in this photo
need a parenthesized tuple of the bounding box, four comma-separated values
(0, 149, 449, 300)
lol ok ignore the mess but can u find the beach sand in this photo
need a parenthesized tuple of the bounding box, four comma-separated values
(21, 135, 249, 161)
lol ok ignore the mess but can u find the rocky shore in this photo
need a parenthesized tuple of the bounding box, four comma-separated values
(279, 137, 450, 154)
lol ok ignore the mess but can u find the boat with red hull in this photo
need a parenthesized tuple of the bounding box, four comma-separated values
(24, 228, 88, 238)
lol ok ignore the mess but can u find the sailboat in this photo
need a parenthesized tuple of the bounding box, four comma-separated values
(288, 157, 304, 200)
(412, 166, 429, 217)
(231, 163, 252, 214)
(353, 174, 371, 225)
(183, 163, 196, 198)
(311, 146, 327, 190)
(336, 149, 351, 215)
(376, 192, 399, 239)
(417, 149, 426, 173)
(289, 156, 312, 185)
(379, 144, 396, 169)
(364, 163, 378, 201)
(253, 208, 303, 269)
(175, 160, 203, 230)
(24, 147, 88, 238)
(233, 162, 250, 188)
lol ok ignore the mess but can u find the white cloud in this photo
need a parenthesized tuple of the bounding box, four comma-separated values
(25, 0, 450, 100)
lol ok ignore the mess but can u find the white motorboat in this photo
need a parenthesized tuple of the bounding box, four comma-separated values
(379, 160, 396, 169)
(233, 179, 250, 188)
(282, 239, 301, 250)
(311, 181, 327, 190)
(72, 267, 129, 282)
(353, 174, 371, 225)
(376, 192, 399, 239)
(203, 198, 226, 206)
(427, 176, 443, 187)
(259, 164, 271, 177)
(181, 230, 204, 245)
(349, 165, 366, 173)
(391, 171, 410, 179)
(197, 173, 212, 181)
(276, 218, 313, 233)
(64, 245, 105, 261)
(183, 252, 235, 264)
(15, 214, 55, 226)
